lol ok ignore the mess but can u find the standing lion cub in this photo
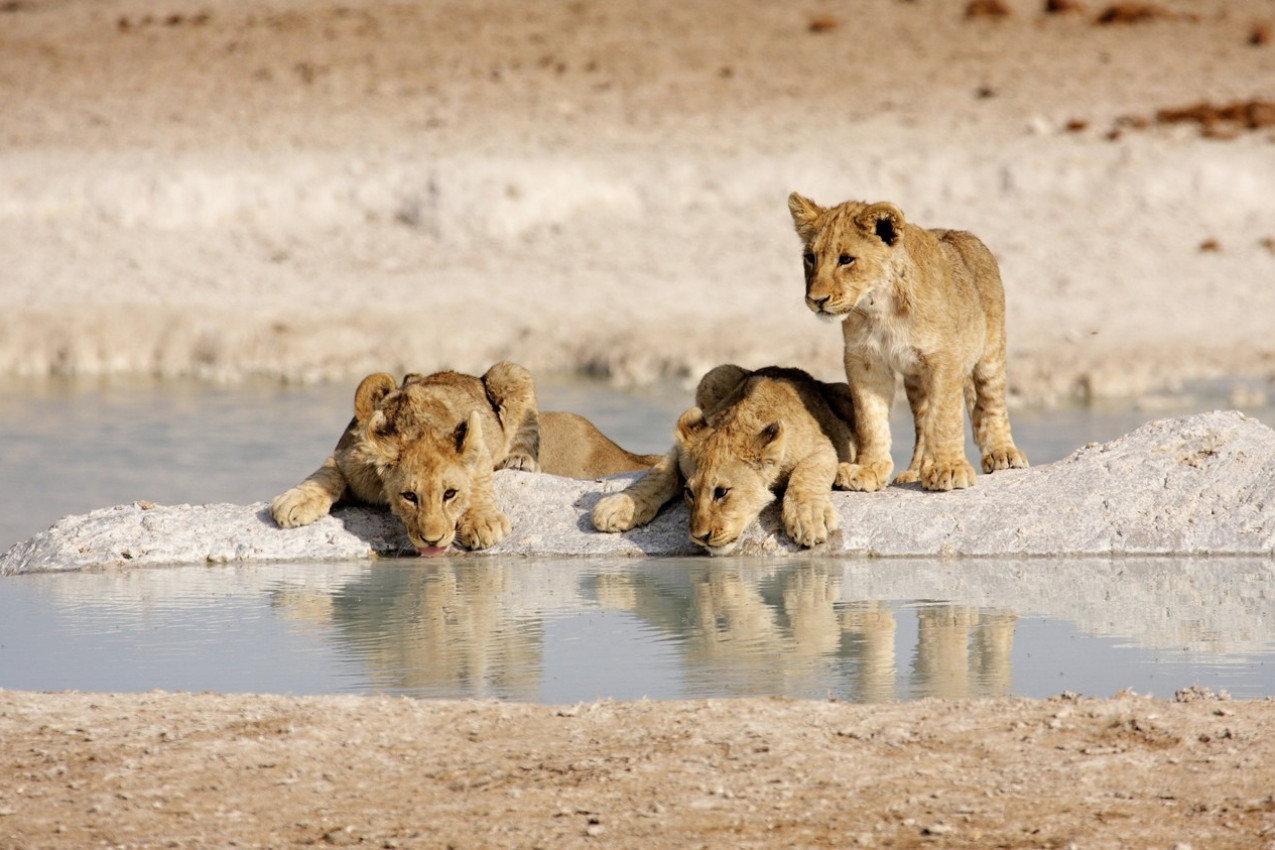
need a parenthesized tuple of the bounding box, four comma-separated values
(788, 193, 1028, 491)
(271, 362, 658, 556)
(591, 364, 857, 555)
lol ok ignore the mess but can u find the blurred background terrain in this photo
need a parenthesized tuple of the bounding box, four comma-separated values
(2, 0, 1273, 406)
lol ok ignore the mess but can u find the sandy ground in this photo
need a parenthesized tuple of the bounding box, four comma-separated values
(5, 1, 1275, 845)
(3, 688, 1275, 848)
(2, 0, 1274, 404)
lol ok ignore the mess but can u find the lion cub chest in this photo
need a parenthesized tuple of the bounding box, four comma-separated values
(840, 293, 925, 376)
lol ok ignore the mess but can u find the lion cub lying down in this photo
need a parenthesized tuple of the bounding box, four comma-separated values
(789, 192, 1028, 491)
(271, 362, 658, 556)
(592, 365, 857, 555)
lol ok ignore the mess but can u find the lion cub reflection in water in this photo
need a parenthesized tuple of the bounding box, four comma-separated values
(592, 365, 857, 555)
(271, 362, 658, 556)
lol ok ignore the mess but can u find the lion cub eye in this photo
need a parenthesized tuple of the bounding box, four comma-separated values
(713, 486, 730, 501)
(443, 488, 458, 501)
(400, 492, 418, 505)
(802, 252, 816, 267)
(837, 254, 855, 267)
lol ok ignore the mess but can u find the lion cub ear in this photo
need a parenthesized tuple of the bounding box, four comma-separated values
(674, 407, 709, 449)
(754, 421, 787, 468)
(354, 373, 398, 424)
(455, 410, 485, 462)
(364, 409, 399, 464)
(787, 192, 825, 241)
(855, 202, 905, 247)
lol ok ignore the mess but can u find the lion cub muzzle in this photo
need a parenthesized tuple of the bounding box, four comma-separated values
(391, 485, 463, 557)
(688, 519, 742, 557)
(805, 293, 843, 321)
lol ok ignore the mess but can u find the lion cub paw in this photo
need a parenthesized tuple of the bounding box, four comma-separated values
(270, 488, 332, 528)
(892, 468, 921, 485)
(834, 461, 892, 492)
(592, 493, 641, 533)
(919, 457, 977, 491)
(499, 452, 540, 473)
(456, 508, 511, 550)
(981, 446, 1028, 473)
(782, 496, 839, 548)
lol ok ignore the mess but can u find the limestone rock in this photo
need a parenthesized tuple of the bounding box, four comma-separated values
(3, 411, 1273, 574)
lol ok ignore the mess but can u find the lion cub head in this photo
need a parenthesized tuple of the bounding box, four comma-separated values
(674, 406, 787, 556)
(359, 376, 495, 557)
(788, 192, 907, 320)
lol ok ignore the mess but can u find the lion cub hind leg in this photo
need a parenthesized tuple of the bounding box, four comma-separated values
(694, 364, 752, 412)
(591, 450, 682, 533)
(912, 363, 977, 491)
(968, 356, 1029, 474)
(782, 445, 840, 548)
(892, 374, 929, 485)
(481, 361, 541, 473)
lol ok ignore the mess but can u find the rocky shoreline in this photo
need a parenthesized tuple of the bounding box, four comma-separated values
(5, 411, 1272, 573)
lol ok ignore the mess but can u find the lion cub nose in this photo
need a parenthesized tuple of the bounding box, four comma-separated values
(691, 530, 712, 545)
(810, 295, 831, 310)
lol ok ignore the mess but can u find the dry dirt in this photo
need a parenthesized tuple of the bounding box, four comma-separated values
(4, 688, 1275, 849)
(5, 0, 1275, 846)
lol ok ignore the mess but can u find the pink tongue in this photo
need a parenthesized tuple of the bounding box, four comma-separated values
(417, 546, 448, 558)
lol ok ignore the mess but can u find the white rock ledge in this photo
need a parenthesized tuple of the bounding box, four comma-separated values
(4, 411, 1274, 574)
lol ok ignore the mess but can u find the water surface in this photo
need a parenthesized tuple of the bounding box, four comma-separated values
(1, 557, 1270, 702)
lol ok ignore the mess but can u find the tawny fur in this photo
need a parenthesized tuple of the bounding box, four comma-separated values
(788, 192, 1028, 492)
(270, 363, 656, 554)
(538, 411, 663, 478)
(591, 365, 857, 555)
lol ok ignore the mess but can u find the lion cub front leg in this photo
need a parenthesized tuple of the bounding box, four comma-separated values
(592, 450, 682, 532)
(782, 446, 840, 548)
(917, 364, 976, 491)
(271, 454, 348, 528)
(455, 466, 511, 550)
(836, 354, 894, 492)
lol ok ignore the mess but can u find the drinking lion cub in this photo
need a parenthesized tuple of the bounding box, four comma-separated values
(591, 364, 857, 555)
(271, 362, 658, 556)
(788, 192, 1028, 491)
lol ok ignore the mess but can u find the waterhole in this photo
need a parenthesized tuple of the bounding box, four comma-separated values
(1, 378, 1272, 702)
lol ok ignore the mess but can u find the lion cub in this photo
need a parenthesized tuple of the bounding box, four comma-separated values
(592, 365, 857, 555)
(271, 362, 657, 556)
(788, 193, 1028, 491)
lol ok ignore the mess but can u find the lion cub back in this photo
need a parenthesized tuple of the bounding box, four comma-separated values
(538, 411, 663, 478)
